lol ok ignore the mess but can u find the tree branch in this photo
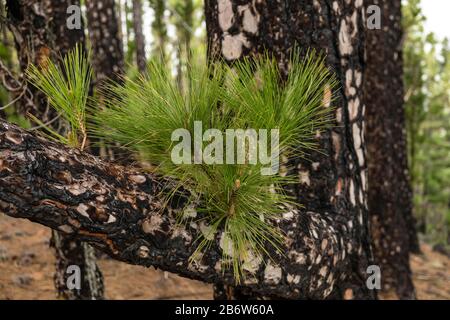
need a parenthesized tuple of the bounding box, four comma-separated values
(0, 119, 363, 299)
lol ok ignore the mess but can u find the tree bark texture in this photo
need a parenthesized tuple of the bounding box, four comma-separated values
(4, 0, 105, 300)
(205, 0, 374, 299)
(364, 0, 418, 300)
(132, 0, 146, 73)
(45, 0, 105, 300)
(1, 116, 373, 299)
(85, 0, 124, 85)
(5, 0, 58, 125)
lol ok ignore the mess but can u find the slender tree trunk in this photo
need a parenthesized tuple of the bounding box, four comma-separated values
(5, 0, 58, 126)
(85, 0, 127, 162)
(4, 0, 105, 299)
(44, 0, 105, 300)
(150, 0, 167, 61)
(85, 0, 124, 85)
(206, 0, 374, 299)
(364, 0, 418, 300)
(132, 0, 146, 73)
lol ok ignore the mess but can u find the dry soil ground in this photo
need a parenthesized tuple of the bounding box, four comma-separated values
(0, 214, 448, 300)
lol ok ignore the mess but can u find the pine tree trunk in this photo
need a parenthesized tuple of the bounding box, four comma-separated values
(364, 0, 418, 300)
(150, 0, 167, 61)
(85, 0, 127, 162)
(5, 0, 105, 300)
(132, 0, 146, 73)
(45, 0, 105, 300)
(206, 0, 374, 299)
(85, 0, 124, 85)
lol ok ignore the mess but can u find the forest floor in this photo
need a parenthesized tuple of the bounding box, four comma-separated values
(0, 214, 448, 300)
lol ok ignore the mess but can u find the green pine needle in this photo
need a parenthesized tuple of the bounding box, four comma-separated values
(26, 44, 92, 150)
(92, 51, 337, 283)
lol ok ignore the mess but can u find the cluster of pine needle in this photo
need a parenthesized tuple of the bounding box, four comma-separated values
(26, 46, 337, 283)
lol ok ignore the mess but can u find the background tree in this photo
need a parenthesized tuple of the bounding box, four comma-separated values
(150, 0, 168, 61)
(85, 0, 124, 85)
(132, 0, 147, 73)
(403, 0, 450, 249)
(364, 0, 418, 300)
(2, 0, 104, 300)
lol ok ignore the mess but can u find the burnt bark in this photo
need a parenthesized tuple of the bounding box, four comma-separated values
(44, 0, 105, 300)
(5, 0, 58, 126)
(0, 117, 375, 299)
(85, 0, 124, 85)
(364, 0, 418, 299)
(205, 0, 374, 299)
(132, 0, 146, 73)
(4, 0, 105, 300)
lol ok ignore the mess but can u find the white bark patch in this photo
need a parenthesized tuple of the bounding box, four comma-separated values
(239, 5, 259, 34)
(199, 221, 214, 241)
(242, 250, 262, 274)
(68, 185, 87, 196)
(333, 1, 341, 14)
(138, 246, 149, 258)
(218, 0, 234, 31)
(353, 123, 362, 150)
(361, 169, 367, 192)
(346, 69, 353, 89)
(222, 33, 249, 60)
(264, 262, 282, 284)
(219, 232, 234, 257)
(106, 215, 116, 224)
(129, 175, 146, 184)
(5, 132, 24, 144)
(76, 203, 90, 218)
(299, 170, 311, 186)
(289, 251, 306, 265)
(336, 107, 343, 123)
(183, 205, 197, 219)
(321, 238, 328, 251)
(142, 215, 163, 234)
(287, 274, 300, 284)
(319, 266, 328, 277)
(348, 98, 360, 120)
(357, 147, 364, 167)
(339, 20, 353, 55)
(171, 225, 192, 243)
(349, 180, 356, 206)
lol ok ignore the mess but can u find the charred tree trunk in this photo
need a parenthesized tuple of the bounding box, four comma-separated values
(85, 0, 124, 85)
(4, 0, 104, 300)
(364, 0, 418, 300)
(85, 0, 128, 162)
(132, 0, 146, 73)
(5, 0, 58, 126)
(44, 0, 105, 300)
(206, 0, 374, 299)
